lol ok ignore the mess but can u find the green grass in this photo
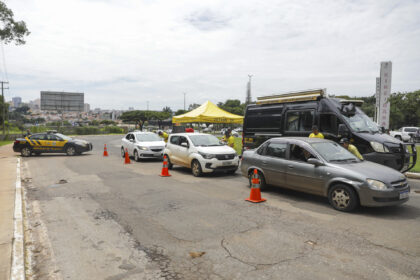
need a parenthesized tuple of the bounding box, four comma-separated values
(0, 140, 12, 146)
(410, 145, 420, 173)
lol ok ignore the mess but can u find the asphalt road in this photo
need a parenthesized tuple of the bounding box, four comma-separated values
(21, 135, 420, 280)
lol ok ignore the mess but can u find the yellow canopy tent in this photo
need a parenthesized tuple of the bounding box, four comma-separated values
(172, 101, 244, 124)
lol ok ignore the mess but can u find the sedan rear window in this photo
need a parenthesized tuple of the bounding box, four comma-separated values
(311, 142, 359, 162)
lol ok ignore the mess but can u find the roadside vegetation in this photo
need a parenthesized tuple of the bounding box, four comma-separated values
(411, 145, 420, 173)
(0, 140, 12, 146)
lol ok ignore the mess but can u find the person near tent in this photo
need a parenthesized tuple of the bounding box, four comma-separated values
(222, 129, 235, 149)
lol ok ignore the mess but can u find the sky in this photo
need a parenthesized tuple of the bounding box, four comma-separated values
(2, 0, 420, 110)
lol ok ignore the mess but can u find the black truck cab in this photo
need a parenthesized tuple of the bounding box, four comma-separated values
(243, 89, 417, 172)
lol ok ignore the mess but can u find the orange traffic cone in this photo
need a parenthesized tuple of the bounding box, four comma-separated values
(124, 148, 131, 164)
(103, 144, 109, 157)
(160, 155, 171, 177)
(246, 169, 266, 203)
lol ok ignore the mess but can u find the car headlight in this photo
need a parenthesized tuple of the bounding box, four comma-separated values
(137, 146, 148, 150)
(370, 141, 389, 153)
(367, 179, 388, 190)
(199, 152, 215, 159)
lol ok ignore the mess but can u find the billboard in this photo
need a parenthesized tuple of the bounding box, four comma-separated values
(40, 91, 84, 112)
(377, 62, 392, 129)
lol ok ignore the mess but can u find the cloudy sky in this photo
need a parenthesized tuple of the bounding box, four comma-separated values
(3, 0, 420, 110)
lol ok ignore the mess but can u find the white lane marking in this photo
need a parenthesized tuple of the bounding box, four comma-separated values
(11, 157, 25, 280)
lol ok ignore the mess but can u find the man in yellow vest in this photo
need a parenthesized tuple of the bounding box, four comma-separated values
(223, 129, 235, 149)
(309, 125, 324, 139)
(158, 131, 169, 143)
(340, 138, 364, 160)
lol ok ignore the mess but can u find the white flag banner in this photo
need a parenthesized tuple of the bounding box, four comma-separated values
(378, 62, 392, 129)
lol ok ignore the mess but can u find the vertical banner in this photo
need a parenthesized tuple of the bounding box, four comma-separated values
(375, 77, 381, 123)
(378, 62, 392, 129)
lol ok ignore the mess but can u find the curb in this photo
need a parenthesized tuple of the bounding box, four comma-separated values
(405, 172, 420, 180)
(11, 158, 25, 280)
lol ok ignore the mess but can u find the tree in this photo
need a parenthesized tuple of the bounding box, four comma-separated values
(174, 109, 187, 116)
(0, 1, 30, 45)
(120, 110, 152, 130)
(188, 103, 200, 111)
(162, 106, 172, 114)
(218, 99, 246, 116)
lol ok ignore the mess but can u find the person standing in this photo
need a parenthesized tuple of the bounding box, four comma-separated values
(340, 138, 364, 160)
(309, 125, 324, 139)
(225, 129, 235, 149)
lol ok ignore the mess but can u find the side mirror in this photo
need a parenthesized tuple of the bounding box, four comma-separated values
(307, 158, 324, 166)
(181, 142, 189, 148)
(338, 124, 350, 137)
(130, 139, 135, 143)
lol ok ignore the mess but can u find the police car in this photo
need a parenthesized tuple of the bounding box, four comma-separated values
(13, 131, 93, 157)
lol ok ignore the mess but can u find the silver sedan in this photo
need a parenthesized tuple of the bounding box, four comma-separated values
(241, 137, 410, 212)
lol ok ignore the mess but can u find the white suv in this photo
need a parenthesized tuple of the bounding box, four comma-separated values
(121, 131, 166, 161)
(164, 133, 240, 176)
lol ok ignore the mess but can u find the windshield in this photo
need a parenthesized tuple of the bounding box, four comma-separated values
(311, 142, 359, 163)
(405, 128, 418, 132)
(136, 133, 161, 142)
(56, 133, 72, 140)
(189, 134, 222, 146)
(342, 108, 380, 133)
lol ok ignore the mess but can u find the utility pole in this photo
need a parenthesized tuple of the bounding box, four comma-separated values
(246, 75, 252, 105)
(1, 81, 9, 137)
(147, 101, 149, 111)
(183, 92, 186, 111)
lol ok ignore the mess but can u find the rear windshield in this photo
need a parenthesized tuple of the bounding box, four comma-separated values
(188, 135, 222, 146)
(135, 133, 161, 142)
(405, 128, 418, 132)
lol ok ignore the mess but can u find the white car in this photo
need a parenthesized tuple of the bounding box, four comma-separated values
(164, 133, 240, 176)
(390, 127, 419, 142)
(121, 132, 166, 161)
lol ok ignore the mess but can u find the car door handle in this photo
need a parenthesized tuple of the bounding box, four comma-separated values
(288, 165, 294, 169)
(262, 161, 267, 165)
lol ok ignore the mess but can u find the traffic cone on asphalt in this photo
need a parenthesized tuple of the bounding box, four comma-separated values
(124, 148, 131, 164)
(103, 144, 109, 157)
(246, 169, 266, 203)
(160, 155, 171, 177)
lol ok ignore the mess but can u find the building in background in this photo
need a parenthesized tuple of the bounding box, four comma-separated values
(84, 103, 90, 112)
(40, 91, 84, 112)
(12, 97, 22, 108)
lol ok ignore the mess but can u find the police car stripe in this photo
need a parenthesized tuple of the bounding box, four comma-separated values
(36, 140, 42, 146)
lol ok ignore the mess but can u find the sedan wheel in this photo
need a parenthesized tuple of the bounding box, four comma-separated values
(21, 147, 32, 157)
(191, 160, 202, 177)
(66, 146, 76, 156)
(121, 147, 126, 158)
(328, 184, 358, 212)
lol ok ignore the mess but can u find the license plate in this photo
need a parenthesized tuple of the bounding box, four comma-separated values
(222, 161, 233, 166)
(399, 191, 409, 199)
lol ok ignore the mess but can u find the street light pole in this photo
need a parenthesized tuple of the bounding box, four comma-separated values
(183, 92, 186, 111)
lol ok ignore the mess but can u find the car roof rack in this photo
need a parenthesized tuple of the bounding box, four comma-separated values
(256, 88, 326, 105)
(339, 99, 364, 106)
